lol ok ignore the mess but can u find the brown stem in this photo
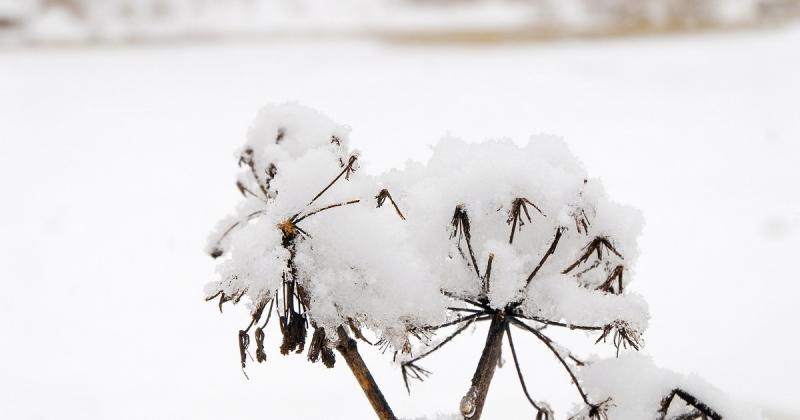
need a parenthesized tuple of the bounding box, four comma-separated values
(461, 314, 508, 420)
(335, 326, 397, 420)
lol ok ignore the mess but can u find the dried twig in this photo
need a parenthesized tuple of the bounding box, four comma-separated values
(523, 227, 564, 288)
(562, 237, 623, 274)
(595, 320, 642, 357)
(658, 389, 722, 420)
(505, 323, 553, 419)
(507, 197, 545, 244)
(440, 290, 493, 312)
(375, 189, 406, 220)
(512, 311, 605, 331)
(482, 254, 494, 297)
(450, 205, 481, 278)
(236, 179, 268, 201)
(208, 210, 267, 258)
(596, 265, 624, 295)
(307, 155, 358, 206)
(510, 318, 592, 406)
(573, 207, 591, 236)
(401, 315, 480, 392)
(292, 199, 361, 223)
(239, 147, 270, 197)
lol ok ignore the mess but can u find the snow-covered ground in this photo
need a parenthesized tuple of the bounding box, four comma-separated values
(1, 26, 799, 419)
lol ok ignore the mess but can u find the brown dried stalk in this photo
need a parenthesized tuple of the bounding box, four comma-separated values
(573, 207, 591, 235)
(460, 315, 508, 420)
(401, 314, 484, 393)
(306, 155, 358, 206)
(595, 320, 642, 357)
(376, 189, 407, 220)
(510, 318, 593, 408)
(335, 326, 397, 420)
(596, 265, 625, 295)
(451, 205, 482, 278)
(507, 197, 545, 244)
(238, 147, 270, 198)
(658, 389, 722, 420)
(562, 236, 623, 274)
(207, 210, 267, 258)
(505, 323, 553, 420)
(524, 226, 564, 288)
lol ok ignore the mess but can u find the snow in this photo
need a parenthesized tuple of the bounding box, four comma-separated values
(206, 102, 651, 380)
(2, 25, 799, 419)
(578, 354, 764, 420)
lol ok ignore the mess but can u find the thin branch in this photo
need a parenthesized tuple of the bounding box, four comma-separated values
(441, 290, 493, 312)
(239, 148, 270, 197)
(510, 317, 591, 406)
(307, 155, 358, 207)
(658, 389, 722, 420)
(376, 189, 406, 220)
(406, 315, 479, 365)
(524, 227, 564, 287)
(573, 207, 591, 236)
(505, 324, 552, 419)
(447, 307, 484, 314)
(208, 210, 267, 258)
(562, 236, 623, 274)
(594, 321, 642, 356)
(596, 265, 624, 295)
(293, 199, 361, 223)
(401, 363, 431, 393)
(401, 317, 479, 393)
(261, 296, 275, 329)
(236, 180, 267, 201)
(482, 254, 494, 297)
(513, 312, 605, 331)
(422, 312, 487, 332)
(507, 197, 545, 244)
(347, 318, 374, 345)
(451, 205, 482, 278)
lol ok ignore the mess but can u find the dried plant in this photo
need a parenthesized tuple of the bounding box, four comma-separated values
(204, 104, 746, 420)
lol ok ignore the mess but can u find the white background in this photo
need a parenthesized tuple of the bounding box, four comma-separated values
(1, 26, 799, 419)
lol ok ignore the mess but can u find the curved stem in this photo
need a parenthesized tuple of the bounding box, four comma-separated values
(335, 326, 397, 420)
(505, 324, 545, 412)
(510, 318, 590, 405)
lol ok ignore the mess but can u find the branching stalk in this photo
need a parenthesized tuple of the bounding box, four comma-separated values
(510, 318, 591, 406)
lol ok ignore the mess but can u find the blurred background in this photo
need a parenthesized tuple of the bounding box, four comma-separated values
(1, 1, 799, 420)
(2, 0, 800, 43)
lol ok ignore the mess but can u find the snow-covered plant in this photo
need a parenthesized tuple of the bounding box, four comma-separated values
(205, 104, 761, 420)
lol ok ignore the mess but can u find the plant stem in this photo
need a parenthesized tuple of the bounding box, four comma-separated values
(335, 326, 397, 420)
(462, 314, 508, 420)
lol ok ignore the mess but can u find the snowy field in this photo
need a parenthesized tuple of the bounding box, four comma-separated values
(1, 26, 799, 419)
